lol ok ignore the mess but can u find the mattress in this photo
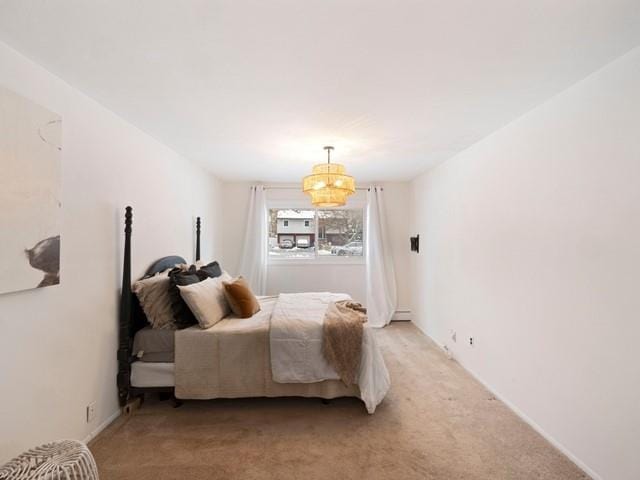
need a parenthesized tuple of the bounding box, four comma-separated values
(131, 361, 174, 387)
(132, 326, 175, 362)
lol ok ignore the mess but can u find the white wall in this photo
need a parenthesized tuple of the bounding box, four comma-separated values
(410, 47, 640, 480)
(0, 42, 221, 462)
(219, 182, 411, 312)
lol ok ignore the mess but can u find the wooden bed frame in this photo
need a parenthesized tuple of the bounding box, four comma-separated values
(117, 206, 201, 407)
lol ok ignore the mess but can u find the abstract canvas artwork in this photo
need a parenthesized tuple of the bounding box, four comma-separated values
(0, 86, 61, 294)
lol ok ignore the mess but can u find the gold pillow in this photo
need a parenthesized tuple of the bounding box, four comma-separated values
(223, 276, 261, 318)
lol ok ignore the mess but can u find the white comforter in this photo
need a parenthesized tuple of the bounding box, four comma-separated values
(269, 292, 390, 413)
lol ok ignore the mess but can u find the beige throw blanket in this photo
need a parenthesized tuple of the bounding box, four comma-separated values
(322, 300, 368, 386)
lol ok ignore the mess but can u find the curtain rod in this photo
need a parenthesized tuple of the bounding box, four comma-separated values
(262, 185, 374, 191)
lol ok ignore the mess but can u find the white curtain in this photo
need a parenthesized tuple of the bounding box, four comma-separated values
(238, 185, 268, 295)
(366, 185, 397, 328)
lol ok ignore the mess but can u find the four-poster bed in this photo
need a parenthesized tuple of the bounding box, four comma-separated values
(117, 206, 200, 406)
(116, 206, 389, 413)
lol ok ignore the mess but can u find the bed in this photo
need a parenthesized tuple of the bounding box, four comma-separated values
(117, 207, 389, 413)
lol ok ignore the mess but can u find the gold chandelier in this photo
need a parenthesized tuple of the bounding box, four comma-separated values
(302, 146, 356, 207)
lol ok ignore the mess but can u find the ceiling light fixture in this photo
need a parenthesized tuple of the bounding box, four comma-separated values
(302, 146, 356, 207)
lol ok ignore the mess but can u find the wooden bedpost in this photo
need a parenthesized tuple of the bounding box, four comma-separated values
(196, 216, 201, 262)
(117, 206, 133, 407)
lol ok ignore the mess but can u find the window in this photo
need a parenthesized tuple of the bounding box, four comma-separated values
(317, 210, 363, 257)
(268, 208, 364, 259)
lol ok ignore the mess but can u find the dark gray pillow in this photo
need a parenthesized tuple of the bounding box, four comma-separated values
(198, 261, 222, 279)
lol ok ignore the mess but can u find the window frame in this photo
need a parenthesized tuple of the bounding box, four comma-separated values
(267, 200, 366, 266)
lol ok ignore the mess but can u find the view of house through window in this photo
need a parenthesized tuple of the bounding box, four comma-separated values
(269, 208, 364, 258)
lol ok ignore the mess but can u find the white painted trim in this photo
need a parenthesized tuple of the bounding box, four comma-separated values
(83, 409, 120, 445)
(413, 323, 600, 480)
(268, 256, 365, 266)
(391, 310, 411, 321)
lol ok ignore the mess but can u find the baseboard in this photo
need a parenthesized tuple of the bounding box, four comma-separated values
(414, 324, 601, 480)
(83, 409, 120, 445)
(391, 309, 411, 321)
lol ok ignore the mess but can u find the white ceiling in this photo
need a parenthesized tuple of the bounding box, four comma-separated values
(0, 1, 639, 182)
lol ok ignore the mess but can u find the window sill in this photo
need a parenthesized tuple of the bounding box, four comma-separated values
(268, 257, 365, 266)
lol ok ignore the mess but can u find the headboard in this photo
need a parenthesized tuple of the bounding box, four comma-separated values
(145, 256, 188, 276)
(117, 206, 201, 407)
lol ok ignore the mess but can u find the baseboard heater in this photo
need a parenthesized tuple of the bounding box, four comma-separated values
(391, 310, 411, 321)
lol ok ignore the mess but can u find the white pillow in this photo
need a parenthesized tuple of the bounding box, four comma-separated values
(178, 273, 232, 329)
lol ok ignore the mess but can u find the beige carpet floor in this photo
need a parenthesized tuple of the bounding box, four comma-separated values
(90, 322, 589, 479)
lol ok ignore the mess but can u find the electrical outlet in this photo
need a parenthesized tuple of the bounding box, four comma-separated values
(86, 402, 96, 423)
(469, 336, 474, 346)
